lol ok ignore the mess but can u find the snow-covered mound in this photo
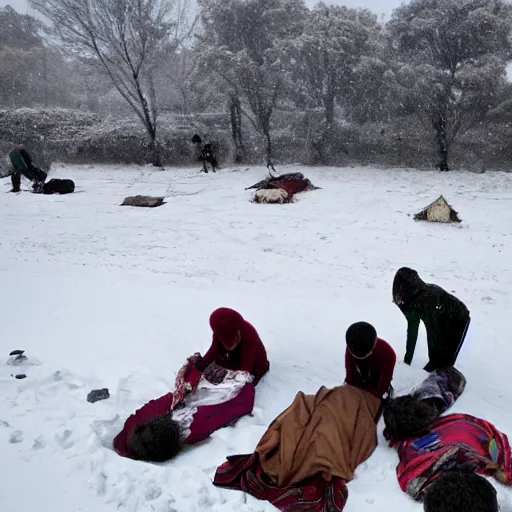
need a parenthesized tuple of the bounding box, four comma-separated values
(1, 164, 511, 511)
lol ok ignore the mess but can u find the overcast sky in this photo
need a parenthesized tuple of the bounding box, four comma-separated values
(1, 0, 405, 19)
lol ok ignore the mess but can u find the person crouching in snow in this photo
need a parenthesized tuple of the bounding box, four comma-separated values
(191, 307, 270, 386)
(392, 267, 471, 372)
(113, 354, 256, 462)
(345, 321, 396, 402)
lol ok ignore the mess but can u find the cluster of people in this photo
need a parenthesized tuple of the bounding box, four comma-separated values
(1, 147, 75, 194)
(113, 268, 509, 512)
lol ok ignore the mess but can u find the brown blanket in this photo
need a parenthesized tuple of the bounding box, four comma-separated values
(256, 384, 381, 487)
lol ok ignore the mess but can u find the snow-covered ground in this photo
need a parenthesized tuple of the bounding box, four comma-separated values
(1, 164, 511, 512)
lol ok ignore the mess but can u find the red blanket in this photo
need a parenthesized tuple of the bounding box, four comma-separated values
(389, 413, 512, 500)
(114, 354, 255, 459)
(213, 453, 348, 512)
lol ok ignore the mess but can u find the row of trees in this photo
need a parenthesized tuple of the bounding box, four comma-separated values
(4, 0, 512, 170)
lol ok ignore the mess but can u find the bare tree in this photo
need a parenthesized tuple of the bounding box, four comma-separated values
(30, 0, 193, 166)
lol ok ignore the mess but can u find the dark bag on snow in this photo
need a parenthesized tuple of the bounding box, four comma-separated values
(42, 179, 75, 195)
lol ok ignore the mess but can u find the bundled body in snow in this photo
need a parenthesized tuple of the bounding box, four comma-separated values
(213, 384, 381, 512)
(383, 367, 510, 511)
(114, 307, 269, 462)
(246, 171, 319, 197)
(392, 267, 470, 371)
(3, 148, 75, 195)
(114, 354, 256, 461)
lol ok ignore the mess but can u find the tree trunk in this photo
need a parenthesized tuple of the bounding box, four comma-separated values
(324, 91, 335, 127)
(229, 95, 244, 162)
(433, 114, 449, 171)
(264, 127, 275, 172)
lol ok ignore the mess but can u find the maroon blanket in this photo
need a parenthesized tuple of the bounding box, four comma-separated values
(213, 452, 348, 512)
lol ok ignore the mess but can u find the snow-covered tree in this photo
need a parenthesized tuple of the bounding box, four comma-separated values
(387, 0, 512, 171)
(284, 3, 381, 127)
(30, 0, 193, 166)
(198, 0, 306, 167)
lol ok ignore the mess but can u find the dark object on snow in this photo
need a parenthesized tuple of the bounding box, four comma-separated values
(127, 413, 183, 462)
(40, 178, 75, 195)
(7, 351, 28, 366)
(121, 195, 165, 208)
(424, 471, 498, 512)
(392, 267, 470, 371)
(191, 134, 202, 144)
(414, 196, 461, 223)
(14, 374, 27, 379)
(87, 388, 110, 403)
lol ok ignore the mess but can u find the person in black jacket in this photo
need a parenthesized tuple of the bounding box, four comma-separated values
(392, 267, 470, 372)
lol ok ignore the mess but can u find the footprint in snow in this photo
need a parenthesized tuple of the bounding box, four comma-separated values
(55, 429, 74, 449)
(9, 430, 24, 444)
(32, 436, 45, 450)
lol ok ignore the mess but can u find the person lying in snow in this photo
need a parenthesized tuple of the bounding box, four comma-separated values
(345, 321, 396, 401)
(383, 369, 512, 503)
(423, 471, 498, 512)
(113, 353, 256, 462)
(213, 382, 381, 511)
(191, 307, 270, 386)
(392, 267, 470, 372)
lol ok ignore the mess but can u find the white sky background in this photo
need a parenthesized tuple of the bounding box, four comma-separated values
(1, 0, 404, 19)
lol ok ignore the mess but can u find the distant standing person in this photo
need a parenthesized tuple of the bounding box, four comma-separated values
(392, 267, 470, 372)
(191, 134, 219, 173)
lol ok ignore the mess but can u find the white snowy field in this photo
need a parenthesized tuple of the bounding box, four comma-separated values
(1, 163, 511, 512)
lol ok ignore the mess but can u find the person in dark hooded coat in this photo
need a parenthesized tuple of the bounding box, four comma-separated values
(392, 268, 470, 372)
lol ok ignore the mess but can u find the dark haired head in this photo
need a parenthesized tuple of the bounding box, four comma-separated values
(392, 267, 426, 307)
(424, 471, 498, 512)
(346, 322, 377, 359)
(127, 414, 183, 462)
(383, 395, 439, 440)
(191, 134, 202, 144)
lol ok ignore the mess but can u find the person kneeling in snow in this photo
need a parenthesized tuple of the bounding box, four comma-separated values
(423, 471, 498, 512)
(383, 368, 512, 503)
(345, 321, 396, 403)
(114, 354, 256, 462)
(191, 307, 270, 386)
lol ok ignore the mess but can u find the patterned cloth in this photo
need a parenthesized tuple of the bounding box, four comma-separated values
(412, 366, 466, 413)
(214, 452, 348, 512)
(389, 413, 512, 500)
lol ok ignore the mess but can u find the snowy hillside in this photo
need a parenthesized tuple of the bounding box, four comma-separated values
(1, 164, 511, 512)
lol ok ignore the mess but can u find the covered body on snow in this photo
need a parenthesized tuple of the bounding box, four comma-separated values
(247, 172, 319, 203)
(213, 384, 381, 511)
(114, 353, 256, 462)
(121, 195, 165, 207)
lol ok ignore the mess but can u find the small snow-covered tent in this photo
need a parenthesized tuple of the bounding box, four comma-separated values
(414, 195, 461, 223)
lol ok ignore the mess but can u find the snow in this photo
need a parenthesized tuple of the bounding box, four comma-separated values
(1, 163, 512, 512)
